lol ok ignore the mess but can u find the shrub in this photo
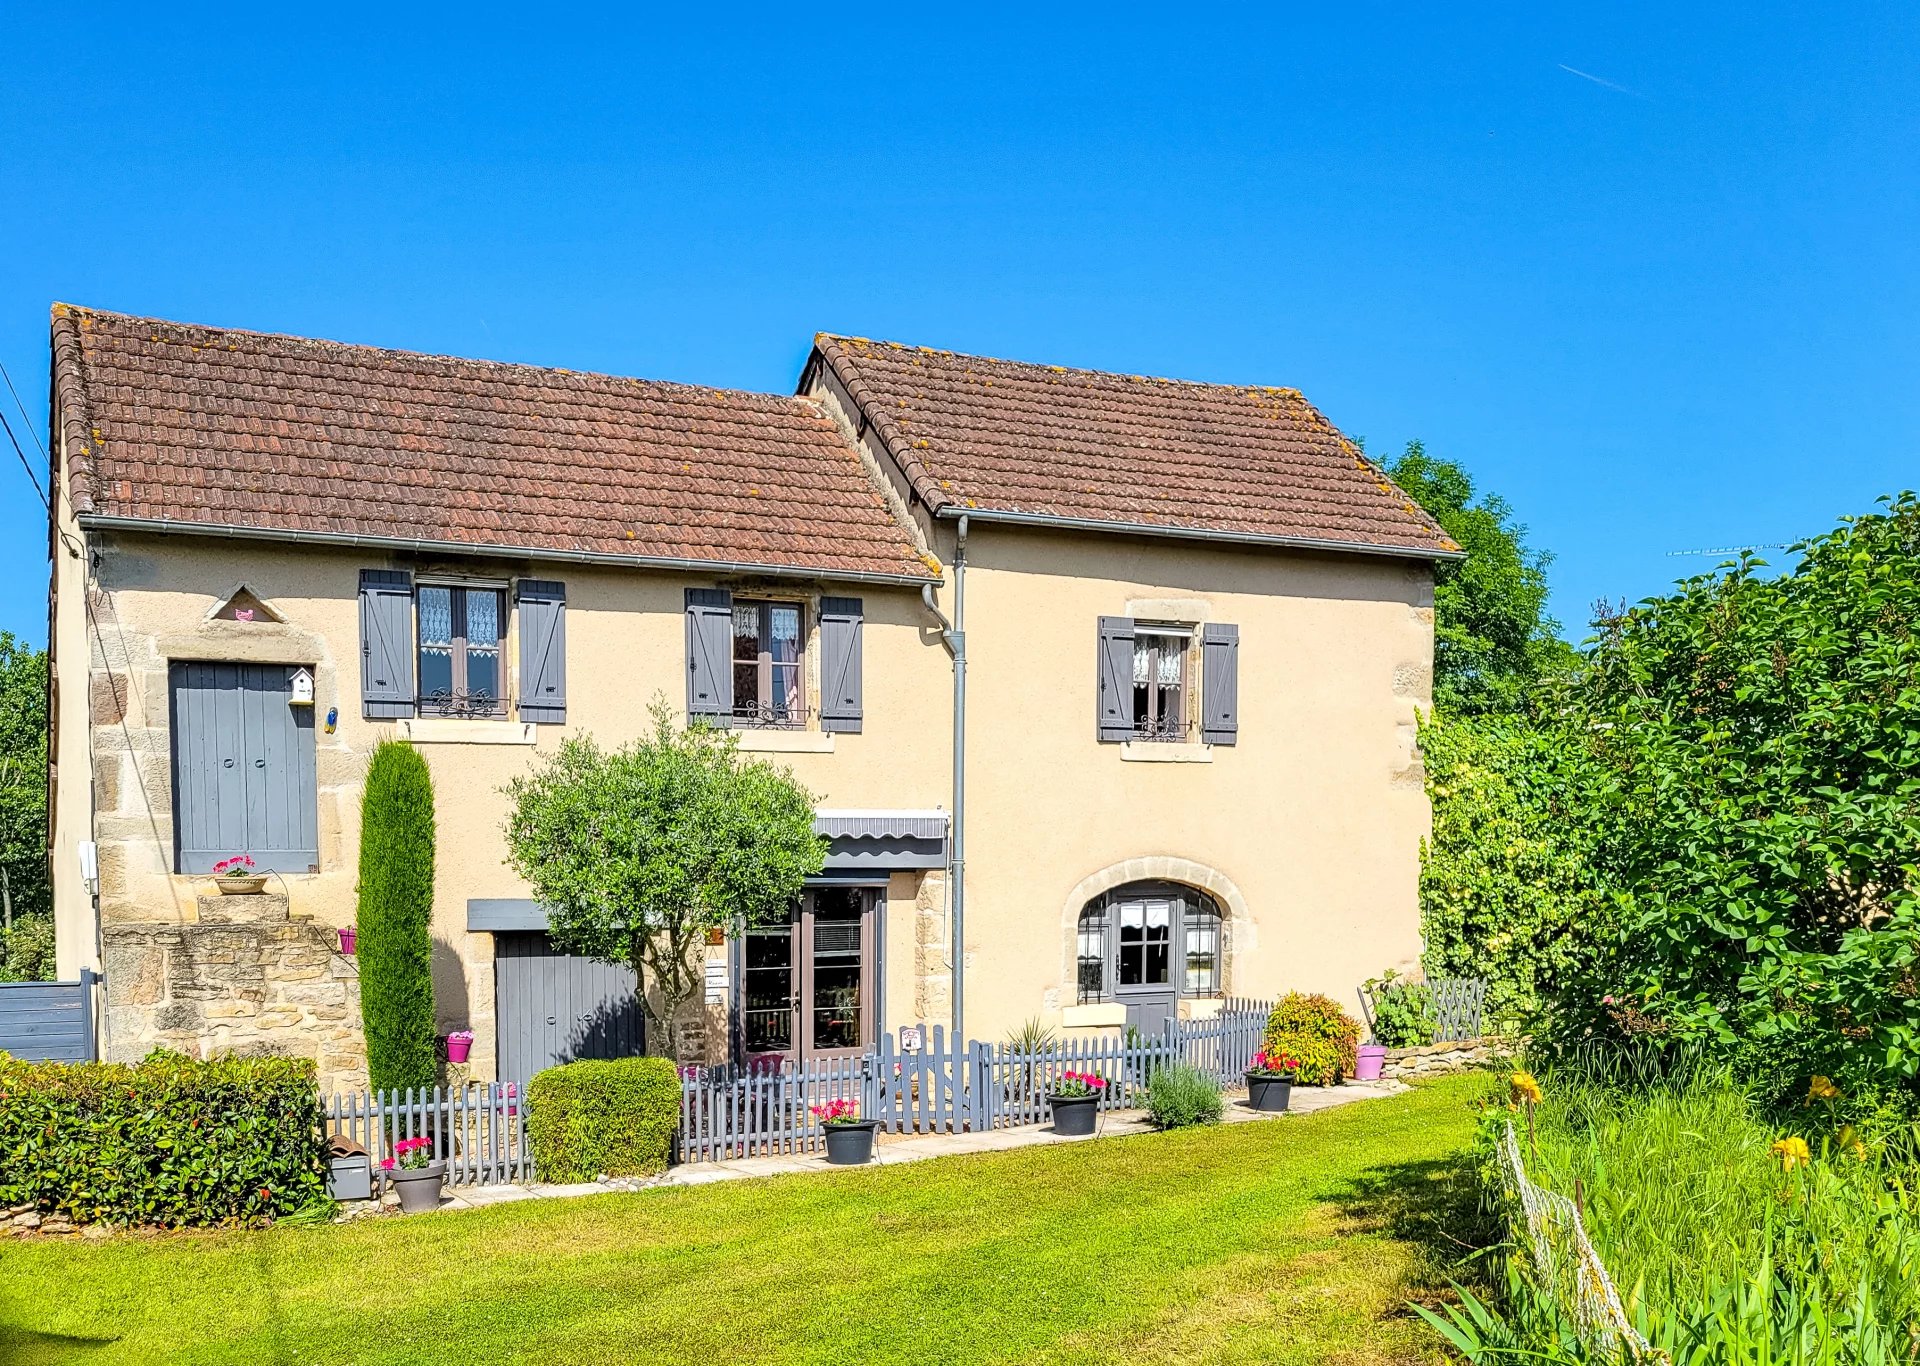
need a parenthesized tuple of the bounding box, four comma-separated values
(358, 740, 437, 1094)
(1364, 970, 1435, 1048)
(1146, 1063, 1223, 1128)
(0, 1050, 326, 1227)
(1264, 993, 1360, 1085)
(527, 1057, 681, 1180)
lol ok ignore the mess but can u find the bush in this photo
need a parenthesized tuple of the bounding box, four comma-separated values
(1146, 1063, 1223, 1128)
(1264, 993, 1360, 1085)
(1365, 970, 1435, 1048)
(0, 913, 55, 982)
(527, 1057, 681, 1180)
(0, 1050, 326, 1227)
(358, 740, 437, 1094)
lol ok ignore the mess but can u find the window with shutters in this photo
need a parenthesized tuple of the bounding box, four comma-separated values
(361, 570, 567, 725)
(417, 584, 508, 718)
(1075, 884, 1223, 1003)
(1131, 627, 1191, 741)
(730, 599, 807, 728)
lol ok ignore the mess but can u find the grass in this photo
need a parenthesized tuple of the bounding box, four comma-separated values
(0, 1074, 1494, 1366)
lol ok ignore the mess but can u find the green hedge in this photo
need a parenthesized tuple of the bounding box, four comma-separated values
(1263, 993, 1361, 1086)
(0, 1050, 327, 1227)
(527, 1057, 681, 1180)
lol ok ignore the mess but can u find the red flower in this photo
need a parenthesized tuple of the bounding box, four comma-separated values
(259, 1187, 272, 1201)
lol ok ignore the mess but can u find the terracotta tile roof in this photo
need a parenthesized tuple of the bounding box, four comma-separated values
(50, 306, 936, 582)
(810, 335, 1458, 558)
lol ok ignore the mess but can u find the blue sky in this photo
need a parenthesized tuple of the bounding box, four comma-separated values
(2, 5, 1915, 645)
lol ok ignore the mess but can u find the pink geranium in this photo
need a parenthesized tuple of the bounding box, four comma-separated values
(810, 1097, 862, 1126)
(212, 854, 256, 878)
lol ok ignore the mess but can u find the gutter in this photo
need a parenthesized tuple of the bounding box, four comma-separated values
(919, 514, 968, 1045)
(929, 506, 1465, 562)
(76, 514, 943, 589)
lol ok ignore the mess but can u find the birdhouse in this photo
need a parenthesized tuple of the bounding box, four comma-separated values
(289, 668, 315, 707)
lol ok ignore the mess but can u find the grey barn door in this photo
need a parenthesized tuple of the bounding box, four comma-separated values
(170, 662, 319, 874)
(494, 933, 645, 1081)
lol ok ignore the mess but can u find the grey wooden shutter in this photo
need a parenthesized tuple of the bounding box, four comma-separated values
(818, 596, 864, 733)
(359, 569, 415, 719)
(171, 662, 319, 874)
(1202, 622, 1239, 745)
(1096, 616, 1136, 742)
(515, 579, 567, 724)
(685, 587, 734, 721)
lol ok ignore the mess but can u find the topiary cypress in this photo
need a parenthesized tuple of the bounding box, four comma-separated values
(357, 739, 437, 1094)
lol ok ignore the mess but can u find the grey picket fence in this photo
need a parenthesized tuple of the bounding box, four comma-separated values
(324, 1082, 533, 1185)
(677, 1002, 1278, 1164)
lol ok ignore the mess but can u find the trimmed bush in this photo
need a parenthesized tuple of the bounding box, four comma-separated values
(358, 740, 437, 1094)
(1146, 1063, 1224, 1128)
(527, 1057, 681, 1180)
(0, 1050, 326, 1227)
(1264, 993, 1361, 1086)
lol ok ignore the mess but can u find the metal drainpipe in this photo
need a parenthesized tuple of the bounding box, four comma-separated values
(919, 514, 968, 1045)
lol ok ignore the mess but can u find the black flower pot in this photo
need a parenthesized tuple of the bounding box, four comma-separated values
(1245, 1073, 1295, 1113)
(822, 1121, 879, 1165)
(1048, 1092, 1100, 1137)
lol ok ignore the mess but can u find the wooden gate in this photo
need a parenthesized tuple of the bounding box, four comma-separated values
(493, 931, 645, 1081)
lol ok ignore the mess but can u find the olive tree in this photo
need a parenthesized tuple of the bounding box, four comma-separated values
(502, 702, 824, 1061)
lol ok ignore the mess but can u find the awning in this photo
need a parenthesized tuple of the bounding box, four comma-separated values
(816, 808, 949, 872)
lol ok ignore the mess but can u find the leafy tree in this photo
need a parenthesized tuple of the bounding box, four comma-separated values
(1389, 441, 1572, 713)
(0, 632, 50, 981)
(503, 702, 824, 1062)
(357, 740, 437, 1093)
(1552, 494, 1920, 1093)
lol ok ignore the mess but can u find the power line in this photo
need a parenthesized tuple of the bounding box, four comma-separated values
(0, 406, 47, 512)
(0, 358, 45, 459)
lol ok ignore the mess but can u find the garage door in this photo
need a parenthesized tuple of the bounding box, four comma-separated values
(494, 932, 645, 1082)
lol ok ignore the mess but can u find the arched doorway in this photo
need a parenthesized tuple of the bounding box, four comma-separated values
(1076, 882, 1223, 1035)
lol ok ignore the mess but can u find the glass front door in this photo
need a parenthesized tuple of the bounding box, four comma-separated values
(1112, 893, 1178, 1036)
(739, 886, 875, 1064)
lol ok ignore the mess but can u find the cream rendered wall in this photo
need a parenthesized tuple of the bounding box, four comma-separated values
(76, 532, 950, 1075)
(48, 467, 96, 981)
(931, 522, 1435, 1037)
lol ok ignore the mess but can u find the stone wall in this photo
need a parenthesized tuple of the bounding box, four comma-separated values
(1382, 1037, 1509, 1079)
(102, 892, 367, 1092)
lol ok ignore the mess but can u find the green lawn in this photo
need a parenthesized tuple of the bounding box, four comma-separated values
(0, 1075, 1493, 1366)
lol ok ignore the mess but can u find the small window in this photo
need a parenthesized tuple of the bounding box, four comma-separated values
(731, 599, 806, 728)
(418, 584, 507, 718)
(1131, 629, 1190, 741)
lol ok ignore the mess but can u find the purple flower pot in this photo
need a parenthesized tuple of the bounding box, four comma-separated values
(337, 926, 356, 955)
(1355, 1045, 1388, 1081)
(446, 1035, 472, 1064)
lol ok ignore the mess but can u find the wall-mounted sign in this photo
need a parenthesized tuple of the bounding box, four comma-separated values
(898, 1023, 926, 1054)
(289, 668, 315, 707)
(704, 960, 728, 1005)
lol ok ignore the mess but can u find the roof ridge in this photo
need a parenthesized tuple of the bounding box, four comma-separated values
(59, 304, 817, 412)
(812, 331, 1319, 399)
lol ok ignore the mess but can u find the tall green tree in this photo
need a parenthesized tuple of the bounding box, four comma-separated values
(503, 701, 824, 1061)
(0, 632, 51, 981)
(1560, 495, 1920, 1090)
(357, 740, 437, 1093)
(1389, 441, 1572, 713)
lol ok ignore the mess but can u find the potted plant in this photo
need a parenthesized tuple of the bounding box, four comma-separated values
(812, 1098, 879, 1165)
(1047, 1070, 1107, 1136)
(1360, 969, 1434, 1079)
(337, 925, 357, 955)
(381, 1137, 447, 1212)
(446, 1030, 473, 1064)
(1244, 1048, 1299, 1112)
(211, 854, 267, 895)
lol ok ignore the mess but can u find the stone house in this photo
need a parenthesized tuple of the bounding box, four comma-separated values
(45, 305, 1457, 1091)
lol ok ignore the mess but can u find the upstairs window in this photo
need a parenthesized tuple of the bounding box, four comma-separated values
(1131, 628, 1190, 741)
(417, 584, 507, 718)
(731, 599, 806, 728)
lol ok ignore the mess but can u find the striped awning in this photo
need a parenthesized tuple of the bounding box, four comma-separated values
(813, 809, 948, 841)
